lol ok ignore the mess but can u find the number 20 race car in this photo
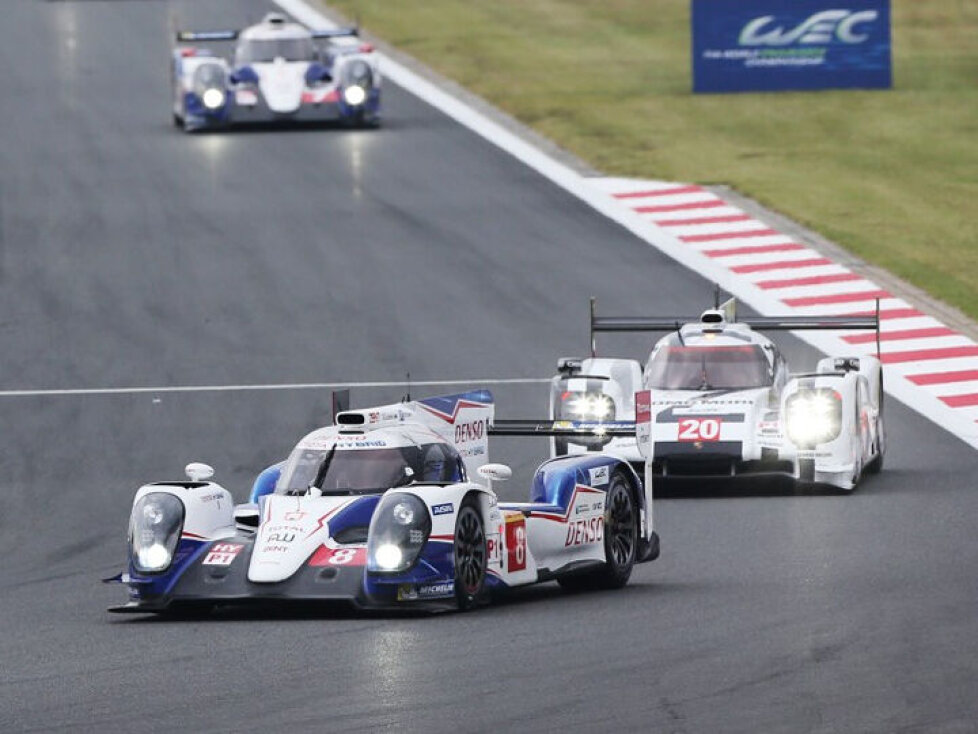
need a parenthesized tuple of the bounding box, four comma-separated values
(106, 391, 659, 614)
(171, 13, 380, 131)
(549, 298, 886, 492)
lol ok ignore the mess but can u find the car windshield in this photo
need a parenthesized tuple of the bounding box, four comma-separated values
(236, 37, 315, 64)
(645, 345, 771, 390)
(275, 442, 464, 495)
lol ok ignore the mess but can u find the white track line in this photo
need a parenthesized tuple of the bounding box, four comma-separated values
(0, 378, 549, 399)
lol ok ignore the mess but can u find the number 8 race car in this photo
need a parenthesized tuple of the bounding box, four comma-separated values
(106, 391, 658, 614)
(549, 298, 886, 492)
(171, 13, 380, 131)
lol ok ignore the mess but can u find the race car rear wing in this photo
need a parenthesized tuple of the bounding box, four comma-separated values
(175, 30, 239, 42)
(310, 28, 360, 39)
(490, 419, 635, 438)
(174, 27, 358, 43)
(588, 296, 881, 358)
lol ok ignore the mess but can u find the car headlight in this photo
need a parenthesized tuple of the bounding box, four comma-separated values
(367, 493, 430, 573)
(129, 493, 184, 574)
(558, 391, 615, 421)
(201, 87, 226, 110)
(785, 389, 843, 446)
(193, 63, 228, 112)
(343, 84, 366, 106)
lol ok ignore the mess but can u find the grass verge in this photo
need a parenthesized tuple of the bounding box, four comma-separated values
(329, 0, 978, 318)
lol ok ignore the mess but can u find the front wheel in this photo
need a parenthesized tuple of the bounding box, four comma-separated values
(453, 498, 487, 610)
(558, 472, 638, 591)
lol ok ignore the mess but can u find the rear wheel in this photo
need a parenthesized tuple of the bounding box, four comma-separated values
(558, 472, 638, 591)
(453, 498, 487, 610)
(866, 381, 885, 474)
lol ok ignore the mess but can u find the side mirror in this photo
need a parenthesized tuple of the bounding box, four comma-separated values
(477, 463, 512, 483)
(185, 462, 214, 481)
(234, 503, 260, 529)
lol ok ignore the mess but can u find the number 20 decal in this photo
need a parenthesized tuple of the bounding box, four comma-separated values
(677, 418, 722, 442)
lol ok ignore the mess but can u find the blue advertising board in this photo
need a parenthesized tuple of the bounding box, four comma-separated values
(692, 0, 891, 93)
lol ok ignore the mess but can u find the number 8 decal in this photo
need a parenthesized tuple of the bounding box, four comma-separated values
(505, 516, 527, 572)
(329, 548, 357, 565)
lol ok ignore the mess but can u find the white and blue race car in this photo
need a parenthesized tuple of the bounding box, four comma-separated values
(171, 12, 380, 131)
(107, 391, 658, 614)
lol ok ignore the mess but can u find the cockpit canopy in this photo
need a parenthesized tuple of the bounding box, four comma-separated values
(235, 36, 316, 64)
(275, 441, 465, 496)
(646, 345, 772, 391)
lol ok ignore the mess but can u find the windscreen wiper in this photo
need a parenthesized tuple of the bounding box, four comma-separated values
(308, 446, 337, 494)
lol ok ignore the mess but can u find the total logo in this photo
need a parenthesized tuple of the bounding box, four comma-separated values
(739, 10, 879, 47)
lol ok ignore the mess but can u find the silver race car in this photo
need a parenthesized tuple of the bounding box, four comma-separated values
(171, 12, 380, 131)
(549, 298, 885, 491)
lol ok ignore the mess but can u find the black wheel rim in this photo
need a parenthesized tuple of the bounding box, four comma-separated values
(605, 480, 636, 568)
(455, 507, 486, 596)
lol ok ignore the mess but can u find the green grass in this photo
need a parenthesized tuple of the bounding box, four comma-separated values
(328, 0, 978, 317)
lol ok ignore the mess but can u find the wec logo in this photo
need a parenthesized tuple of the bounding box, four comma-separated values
(739, 10, 879, 47)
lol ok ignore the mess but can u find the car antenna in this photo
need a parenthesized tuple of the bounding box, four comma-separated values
(402, 371, 411, 402)
(713, 283, 721, 309)
(675, 320, 685, 346)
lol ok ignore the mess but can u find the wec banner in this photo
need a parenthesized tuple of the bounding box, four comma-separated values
(692, 0, 891, 93)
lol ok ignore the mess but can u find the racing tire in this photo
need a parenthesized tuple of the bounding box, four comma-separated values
(357, 114, 380, 130)
(866, 447, 883, 474)
(347, 109, 378, 130)
(866, 382, 885, 474)
(557, 472, 638, 592)
(453, 497, 488, 611)
(172, 112, 184, 129)
(850, 455, 863, 490)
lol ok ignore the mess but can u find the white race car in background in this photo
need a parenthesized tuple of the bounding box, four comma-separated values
(549, 298, 886, 491)
(171, 12, 380, 131)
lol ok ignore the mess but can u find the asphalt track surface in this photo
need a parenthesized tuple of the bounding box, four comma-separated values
(2, 1, 978, 732)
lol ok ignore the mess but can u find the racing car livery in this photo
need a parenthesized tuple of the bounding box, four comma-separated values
(548, 298, 885, 491)
(171, 12, 380, 131)
(107, 391, 659, 614)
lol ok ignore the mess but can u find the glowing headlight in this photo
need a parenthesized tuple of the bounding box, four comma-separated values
(564, 392, 615, 421)
(201, 87, 226, 110)
(367, 493, 431, 574)
(374, 543, 403, 570)
(137, 543, 172, 572)
(343, 84, 366, 106)
(785, 389, 842, 446)
(129, 493, 184, 574)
